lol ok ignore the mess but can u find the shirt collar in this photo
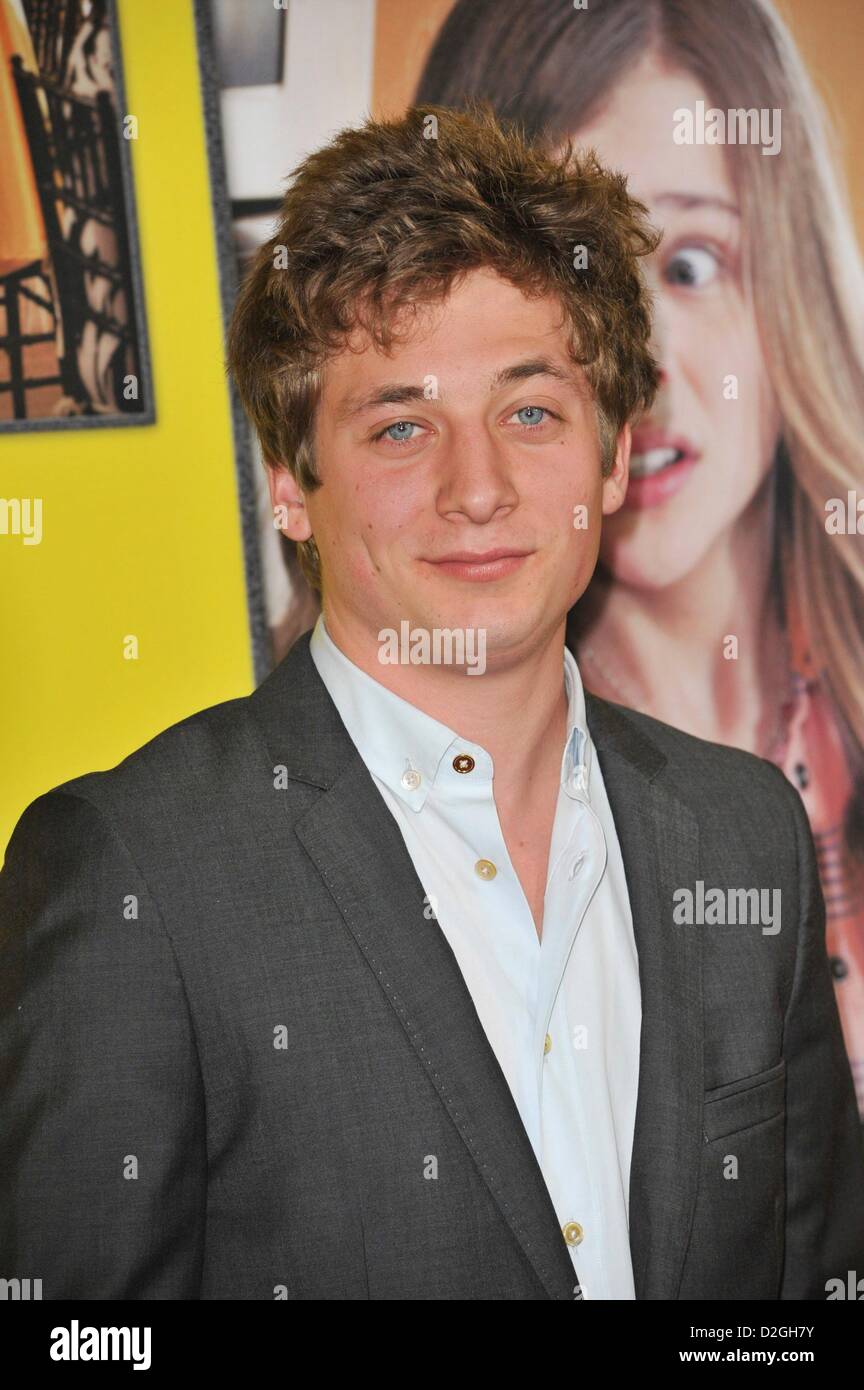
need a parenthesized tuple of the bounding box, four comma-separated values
(309, 614, 593, 810)
(562, 644, 593, 800)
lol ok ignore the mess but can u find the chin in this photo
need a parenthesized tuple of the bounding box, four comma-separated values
(599, 536, 712, 591)
(484, 602, 571, 652)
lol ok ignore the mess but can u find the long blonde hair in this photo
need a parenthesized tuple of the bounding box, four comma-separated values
(417, 0, 864, 857)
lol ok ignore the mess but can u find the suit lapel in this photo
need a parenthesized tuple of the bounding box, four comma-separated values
(250, 634, 702, 1301)
(250, 634, 577, 1298)
(585, 693, 703, 1300)
(295, 760, 582, 1299)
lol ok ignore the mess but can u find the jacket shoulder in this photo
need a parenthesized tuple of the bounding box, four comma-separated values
(590, 693, 798, 813)
(24, 691, 261, 826)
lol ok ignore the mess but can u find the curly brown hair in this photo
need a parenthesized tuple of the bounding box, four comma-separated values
(226, 100, 661, 592)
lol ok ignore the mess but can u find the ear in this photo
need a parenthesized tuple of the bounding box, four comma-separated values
(267, 462, 313, 543)
(601, 422, 631, 516)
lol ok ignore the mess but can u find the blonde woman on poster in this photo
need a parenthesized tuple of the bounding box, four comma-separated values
(416, 0, 864, 1118)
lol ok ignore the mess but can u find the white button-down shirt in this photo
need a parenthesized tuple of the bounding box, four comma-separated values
(309, 614, 641, 1299)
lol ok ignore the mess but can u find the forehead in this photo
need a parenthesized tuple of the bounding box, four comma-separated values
(576, 57, 736, 210)
(320, 267, 575, 406)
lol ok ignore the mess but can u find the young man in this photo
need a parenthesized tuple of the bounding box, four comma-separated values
(2, 105, 863, 1301)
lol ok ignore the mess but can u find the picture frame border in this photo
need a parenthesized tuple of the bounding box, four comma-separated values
(193, 0, 271, 685)
(3, 0, 157, 437)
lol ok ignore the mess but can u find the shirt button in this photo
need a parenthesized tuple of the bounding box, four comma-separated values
(544, 1033, 552, 1055)
(474, 859, 497, 880)
(562, 1221, 584, 1247)
(453, 753, 475, 774)
(400, 768, 421, 791)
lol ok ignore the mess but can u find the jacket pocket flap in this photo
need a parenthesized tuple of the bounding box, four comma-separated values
(703, 1059, 786, 1142)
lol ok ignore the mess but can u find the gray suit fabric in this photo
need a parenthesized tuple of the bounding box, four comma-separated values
(1, 632, 863, 1299)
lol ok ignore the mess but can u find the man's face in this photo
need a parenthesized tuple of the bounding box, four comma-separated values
(271, 266, 630, 672)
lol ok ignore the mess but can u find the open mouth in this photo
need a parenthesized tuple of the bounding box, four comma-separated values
(629, 445, 687, 478)
(623, 434, 700, 510)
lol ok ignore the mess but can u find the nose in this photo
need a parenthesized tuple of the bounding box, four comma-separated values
(436, 425, 519, 525)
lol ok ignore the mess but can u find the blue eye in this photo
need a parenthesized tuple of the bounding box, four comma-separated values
(514, 406, 548, 426)
(371, 406, 558, 449)
(375, 420, 418, 444)
(664, 245, 720, 288)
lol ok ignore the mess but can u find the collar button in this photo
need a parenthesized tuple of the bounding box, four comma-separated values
(453, 753, 475, 774)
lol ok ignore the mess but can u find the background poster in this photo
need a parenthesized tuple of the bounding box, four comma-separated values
(203, 0, 864, 1117)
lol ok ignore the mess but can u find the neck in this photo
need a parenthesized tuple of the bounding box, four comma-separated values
(577, 480, 784, 748)
(321, 610, 571, 804)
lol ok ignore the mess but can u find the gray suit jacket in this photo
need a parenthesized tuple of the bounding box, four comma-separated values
(2, 633, 863, 1300)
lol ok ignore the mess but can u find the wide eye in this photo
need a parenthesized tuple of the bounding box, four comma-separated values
(664, 245, 719, 288)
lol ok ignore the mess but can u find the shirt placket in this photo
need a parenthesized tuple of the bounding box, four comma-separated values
(536, 798, 607, 1292)
(438, 739, 544, 1152)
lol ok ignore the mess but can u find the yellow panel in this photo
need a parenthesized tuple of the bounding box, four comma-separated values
(1, 0, 255, 851)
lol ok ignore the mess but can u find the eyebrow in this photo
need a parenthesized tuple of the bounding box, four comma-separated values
(653, 193, 740, 217)
(334, 356, 583, 424)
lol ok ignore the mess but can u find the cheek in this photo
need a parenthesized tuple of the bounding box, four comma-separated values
(322, 466, 414, 534)
(748, 349, 781, 474)
(365, 480, 426, 543)
(714, 321, 778, 482)
(344, 472, 430, 572)
(550, 441, 602, 513)
(670, 293, 752, 394)
(567, 476, 605, 571)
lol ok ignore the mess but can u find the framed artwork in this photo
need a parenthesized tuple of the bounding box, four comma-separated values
(0, 0, 154, 431)
(194, 0, 375, 681)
